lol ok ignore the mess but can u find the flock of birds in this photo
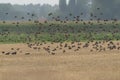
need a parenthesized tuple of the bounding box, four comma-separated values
(0, 7, 120, 56)
(1, 40, 120, 56)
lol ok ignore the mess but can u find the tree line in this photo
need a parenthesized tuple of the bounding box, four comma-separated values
(0, 0, 120, 20)
(0, 3, 58, 20)
(59, 0, 89, 15)
(59, 0, 120, 20)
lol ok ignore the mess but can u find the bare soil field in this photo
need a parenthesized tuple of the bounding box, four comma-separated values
(0, 43, 120, 80)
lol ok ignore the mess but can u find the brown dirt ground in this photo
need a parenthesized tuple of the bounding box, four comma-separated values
(0, 43, 120, 80)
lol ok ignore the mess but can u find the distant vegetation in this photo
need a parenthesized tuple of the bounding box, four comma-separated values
(59, 0, 120, 20)
(0, 20, 120, 43)
(0, 0, 120, 21)
(0, 0, 120, 43)
(0, 3, 58, 20)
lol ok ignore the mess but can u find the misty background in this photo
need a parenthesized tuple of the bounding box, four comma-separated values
(0, 0, 120, 21)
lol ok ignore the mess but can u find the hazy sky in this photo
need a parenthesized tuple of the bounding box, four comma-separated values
(0, 0, 60, 5)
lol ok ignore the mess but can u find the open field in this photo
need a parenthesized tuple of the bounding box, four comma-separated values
(0, 1, 120, 80)
(0, 42, 120, 80)
(0, 21, 120, 80)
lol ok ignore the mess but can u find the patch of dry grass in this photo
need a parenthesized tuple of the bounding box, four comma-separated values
(0, 43, 120, 80)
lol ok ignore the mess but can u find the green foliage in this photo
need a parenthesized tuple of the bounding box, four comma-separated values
(0, 21, 120, 43)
